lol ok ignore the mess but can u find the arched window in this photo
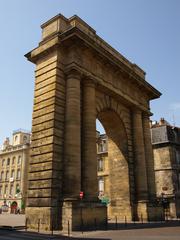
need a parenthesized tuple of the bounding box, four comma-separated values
(23, 135, 27, 143)
(0, 171, 4, 180)
(15, 135, 18, 143)
(16, 184, 20, 194)
(10, 185, 14, 196)
(11, 170, 15, 178)
(7, 158, 10, 166)
(17, 156, 21, 165)
(5, 171, 9, 180)
(12, 157, 16, 165)
(4, 185, 8, 195)
(17, 169, 21, 179)
(2, 159, 5, 167)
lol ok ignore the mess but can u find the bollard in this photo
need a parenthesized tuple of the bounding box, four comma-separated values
(37, 219, 40, 233)
(115, 216, 118, 229)
(68, 220, 70, 237)
(94, 218, 97, 231)
(133, 216, 136, 225)
(166, 211, 168, 221)
(81, 218, 84, 234)
(140, 214, 143, 224)
(25, 218, 28, 231)
(124, 216, 127, 227)
(51, 218, 53, 236)
(105, 217, 108, 230)
(161, 212, 163, 223)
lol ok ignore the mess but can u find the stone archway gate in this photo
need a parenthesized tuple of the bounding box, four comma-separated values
(25, 14, 161, 231)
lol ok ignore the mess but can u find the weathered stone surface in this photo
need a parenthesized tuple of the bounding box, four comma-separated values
(25, 14, 161, 232)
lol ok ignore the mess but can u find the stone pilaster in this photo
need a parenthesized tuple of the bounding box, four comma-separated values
(26, 50, 66, 231)
(143, 113, 156, 198)
(82, 78, 98, 199)
(132, 109, 148, 201)
(63, 69, 81, 198)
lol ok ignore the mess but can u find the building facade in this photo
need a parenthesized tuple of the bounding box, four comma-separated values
(151, 118, 180, 218)
(0, 130, 30, 213)
(97, 119, 180, 219)
(96, 131, 108, 196)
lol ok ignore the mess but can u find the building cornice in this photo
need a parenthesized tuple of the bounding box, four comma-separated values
(25, 14, 161, 101)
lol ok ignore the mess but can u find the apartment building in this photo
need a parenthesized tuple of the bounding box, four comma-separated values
(0, 130, 30, 213)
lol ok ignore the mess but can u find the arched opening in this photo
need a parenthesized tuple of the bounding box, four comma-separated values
(96, 110, 132, 220)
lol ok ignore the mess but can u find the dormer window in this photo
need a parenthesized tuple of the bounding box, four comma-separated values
(23, 136, 27, 142)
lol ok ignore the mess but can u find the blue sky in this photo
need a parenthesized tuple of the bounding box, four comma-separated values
(0, 0, 179, 144)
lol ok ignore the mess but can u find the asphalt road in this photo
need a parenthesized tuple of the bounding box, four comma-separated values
(1, 214, 180, 240)
(0, 226, 180, 240)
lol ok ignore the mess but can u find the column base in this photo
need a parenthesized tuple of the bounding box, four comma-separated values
(108, 201, 132, 221)
(26, 206, 61, 231)
(62, 198, 107, 232)
(136, 201, 164, 221)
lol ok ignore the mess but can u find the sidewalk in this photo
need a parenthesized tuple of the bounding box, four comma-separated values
(0, 213, 25, 229)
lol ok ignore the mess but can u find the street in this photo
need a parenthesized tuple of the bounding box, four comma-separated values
(0, 214, 180, 240)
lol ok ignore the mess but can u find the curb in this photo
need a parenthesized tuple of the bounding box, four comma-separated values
(0, 225, 25, 230)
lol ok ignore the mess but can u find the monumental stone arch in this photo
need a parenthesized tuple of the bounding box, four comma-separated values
(25, 14, 161, 231)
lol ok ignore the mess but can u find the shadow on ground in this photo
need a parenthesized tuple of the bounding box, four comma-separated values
(1, 221, 180, 240)
(107, 220, 180, 231)
(0, 229, 111, 240)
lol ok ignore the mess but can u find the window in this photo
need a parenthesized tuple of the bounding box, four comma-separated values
(16, 184, 20, 194)
(0, 171, 4, 181)
(10, 185, 14, 196)
(5, 171, 9, 180)
(2, 159, 5, 167)
(176, 151, 180, 164)
(98, 158, 104, 171)
(17, 169, 21, 180)
(99, 143, 103, 152)
(23, 135, 27, 143)
(7, 158, 10, 166)
(11, 170, 15, 178)
(4, 185, 8, 195)
(15, 135, 18, 143)
(98, 177, 104, 192)
(12, 157, 16, 165)
(17, 156, 21, 165)
(0, 186, 2, 196)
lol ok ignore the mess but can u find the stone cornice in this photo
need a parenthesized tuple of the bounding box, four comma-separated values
(59, 27, 161, 100)
(25, 14, 161, 101)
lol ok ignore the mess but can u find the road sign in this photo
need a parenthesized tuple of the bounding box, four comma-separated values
(79, 191, 84, 200)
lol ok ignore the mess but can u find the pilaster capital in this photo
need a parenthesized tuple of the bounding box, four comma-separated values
(132, 108, 142, 116)
(65, 67, 82, 80)
(82, 74, 97, 87)
(142, 111, 152, 120)
(142, 113, 150, 119)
